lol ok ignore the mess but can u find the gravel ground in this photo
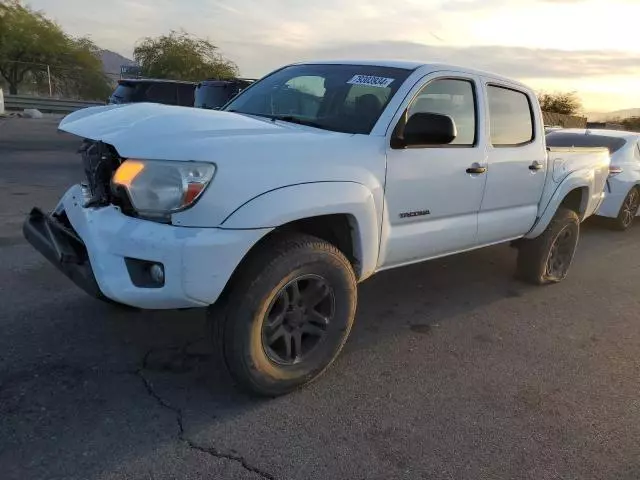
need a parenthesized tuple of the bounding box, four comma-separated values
(1, 117, 640, 480)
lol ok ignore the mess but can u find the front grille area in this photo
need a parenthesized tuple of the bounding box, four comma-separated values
(79, 140, 122, 207)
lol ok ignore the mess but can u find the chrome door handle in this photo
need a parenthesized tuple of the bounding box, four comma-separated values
(529, 161, 543, 171)
(466, 166, 487, 174)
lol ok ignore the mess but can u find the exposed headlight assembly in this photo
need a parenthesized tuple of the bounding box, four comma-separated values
(112, 159, 215, 220)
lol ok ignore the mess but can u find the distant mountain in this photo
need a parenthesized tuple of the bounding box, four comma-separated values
(588, 108, 640, 122)
(99, 49, 136, 79)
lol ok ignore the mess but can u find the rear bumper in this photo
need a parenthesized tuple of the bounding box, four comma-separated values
(24, 185, 271, 309)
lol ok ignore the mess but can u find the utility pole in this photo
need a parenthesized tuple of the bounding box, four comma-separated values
(46, 64, 52, 97)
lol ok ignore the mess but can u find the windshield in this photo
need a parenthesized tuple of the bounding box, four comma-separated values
(546, 132, 627, 154)
(223, 64, 412, 134)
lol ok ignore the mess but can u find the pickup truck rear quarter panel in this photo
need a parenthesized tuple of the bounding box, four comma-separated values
(525, 147, 610, 238)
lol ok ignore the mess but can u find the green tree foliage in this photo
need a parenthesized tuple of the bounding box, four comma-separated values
(607, 116, 640, 133)
(0, 0, 111, 99)
(538, 91, 582, 115)
(622, 117, 640, 132)
(134, 31, 238, 81)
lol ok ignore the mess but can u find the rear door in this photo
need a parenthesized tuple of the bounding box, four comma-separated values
(477, 83, 546, 244)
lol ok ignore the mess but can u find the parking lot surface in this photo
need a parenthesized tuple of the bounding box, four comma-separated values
(2, 117, 640, 480)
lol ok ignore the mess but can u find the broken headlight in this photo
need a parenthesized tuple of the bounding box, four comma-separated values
(111, 159, 215, 220)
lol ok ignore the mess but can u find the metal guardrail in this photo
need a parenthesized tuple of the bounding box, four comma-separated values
(5, 95, 104, 114)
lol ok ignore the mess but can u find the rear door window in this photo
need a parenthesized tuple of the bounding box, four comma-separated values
(144, 83, 177, 105)
(487, 86, 534, 146)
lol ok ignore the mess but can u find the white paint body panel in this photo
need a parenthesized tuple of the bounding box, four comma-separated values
(57, 184, 270, 309)
(596, 136, 640, 219)
(477, 77, 547, 244)
(54, 61, 611, 309)
(380, 71, 488, 267)
(525, 147, 610, 238)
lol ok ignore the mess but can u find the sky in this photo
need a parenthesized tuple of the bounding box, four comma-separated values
(28, 0, 640, 112)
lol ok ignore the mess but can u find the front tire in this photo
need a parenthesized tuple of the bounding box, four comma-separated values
(612, 187, 640, 231)
(516, 207, 580, 285)
(209, 233, 357, 397)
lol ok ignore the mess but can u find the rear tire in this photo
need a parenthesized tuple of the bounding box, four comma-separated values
(516, 207, 580, 285)
(611, 186, 640, 231)
(209, 233, 357, 397)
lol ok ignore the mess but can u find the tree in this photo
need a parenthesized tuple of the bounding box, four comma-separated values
(622, 117, 640, 132)
(538, 91, 582, 115)
(608, 116, 640, 133)
(0, 0, 110, 98)
(134, 31, 238, 82)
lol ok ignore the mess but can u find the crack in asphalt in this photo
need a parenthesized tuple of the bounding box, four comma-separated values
(136, 351, 275, 480)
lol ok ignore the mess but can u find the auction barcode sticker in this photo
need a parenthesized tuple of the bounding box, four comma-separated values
(347, 75, 395, 88)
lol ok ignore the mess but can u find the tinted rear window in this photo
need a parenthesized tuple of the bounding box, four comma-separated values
(195, 83, 239, 109)
(546, 133, 627, 153)
(487, 85, 534, 146)
(110, 83, 137, 103)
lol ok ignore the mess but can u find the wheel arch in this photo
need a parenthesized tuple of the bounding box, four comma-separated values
(221, 182, 380, 280)
(559, 187, 589, 218)
(525, 174, 594, 239)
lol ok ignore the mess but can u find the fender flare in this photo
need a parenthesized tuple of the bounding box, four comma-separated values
(221, 182, 380, 280)
(525, 173, 592, 239)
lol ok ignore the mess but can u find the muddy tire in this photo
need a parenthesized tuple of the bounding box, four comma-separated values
(516, 207, 580, 285)
(209, 233, 357, 397)
(612, 187, 640, 231)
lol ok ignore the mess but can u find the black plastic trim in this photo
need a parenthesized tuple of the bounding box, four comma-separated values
(23, 208, 104, 299)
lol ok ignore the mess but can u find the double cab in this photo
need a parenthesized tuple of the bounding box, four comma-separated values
(24, 60, 610, 396)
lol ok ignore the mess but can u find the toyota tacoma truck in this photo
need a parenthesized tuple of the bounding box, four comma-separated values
(23, 61, 611, 396)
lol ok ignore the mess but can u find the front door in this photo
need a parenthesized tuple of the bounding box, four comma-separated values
(380, 75, 488, 268)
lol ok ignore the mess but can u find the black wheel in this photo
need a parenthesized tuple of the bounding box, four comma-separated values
(516, 207, 580, 285)
(209, 233, 357, 396)
(612, 187, 640, 231)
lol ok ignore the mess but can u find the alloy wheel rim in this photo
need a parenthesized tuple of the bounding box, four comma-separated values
(546, 226, 575, 279)
(261, 274, 335, 365)
(622, 190, 639, 227)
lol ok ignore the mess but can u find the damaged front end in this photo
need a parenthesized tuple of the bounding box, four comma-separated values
(22, 140, 125, 303)
(79, 140, 122, 208)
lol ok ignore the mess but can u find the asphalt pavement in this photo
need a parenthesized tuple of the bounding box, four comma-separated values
(1, 116, 640, 480)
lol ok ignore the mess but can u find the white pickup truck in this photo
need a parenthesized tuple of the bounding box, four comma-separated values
(24, 60, 610, 396)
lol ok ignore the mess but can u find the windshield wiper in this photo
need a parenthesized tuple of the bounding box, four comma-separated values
(268, 115, 325, 129)
(227, 111, 336, 131)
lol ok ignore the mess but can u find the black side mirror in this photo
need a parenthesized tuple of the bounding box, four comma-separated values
(394, 112, 457, 148)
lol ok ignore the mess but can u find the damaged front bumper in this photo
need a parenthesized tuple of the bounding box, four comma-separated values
(23, 206, 105, 300)
(23, 184, 271, 309)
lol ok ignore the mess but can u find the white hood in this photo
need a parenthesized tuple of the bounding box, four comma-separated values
(58, 103, 313, 159)
(58, 102, 386, 229)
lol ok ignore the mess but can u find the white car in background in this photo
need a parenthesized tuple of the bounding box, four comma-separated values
(546, 129, 640, 230)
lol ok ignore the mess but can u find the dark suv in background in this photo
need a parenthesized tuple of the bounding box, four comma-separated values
(108, 79, 196, 106)
(194, 78, 255, 109)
